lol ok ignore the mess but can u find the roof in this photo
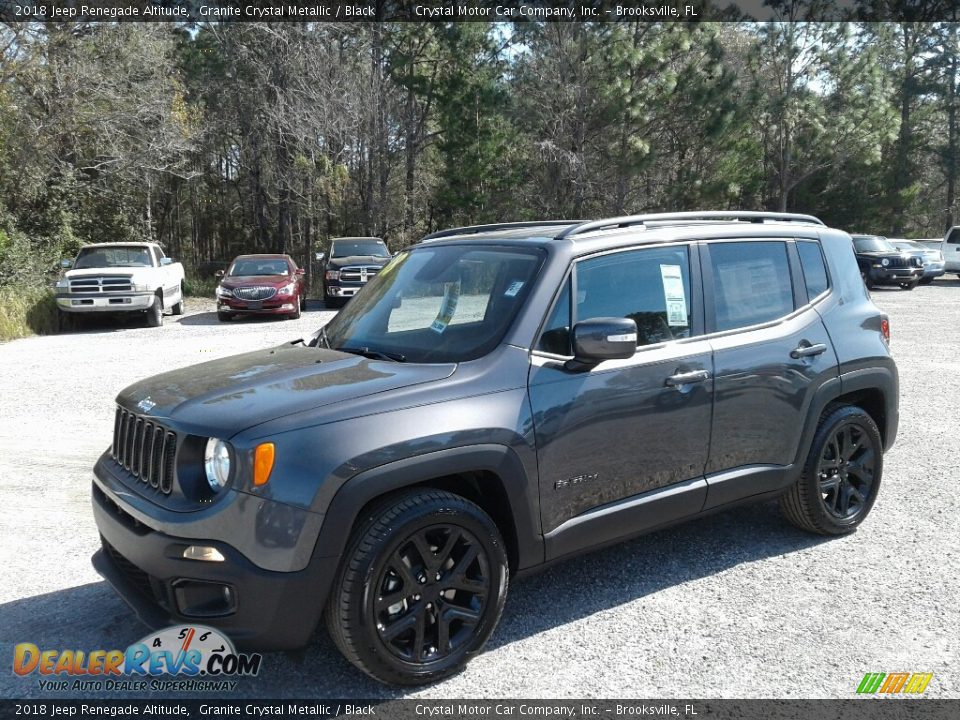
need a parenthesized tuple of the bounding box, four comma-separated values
(421, 212, 826, 245)
(330, 236, 384, 242)
(232, 253, 292, 260)
(80, 242, 160, 248)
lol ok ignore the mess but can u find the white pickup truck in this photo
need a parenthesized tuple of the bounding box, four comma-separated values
(55, 242, 185, 327)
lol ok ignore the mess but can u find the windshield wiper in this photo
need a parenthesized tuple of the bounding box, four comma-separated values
(336, 346, 406, 363)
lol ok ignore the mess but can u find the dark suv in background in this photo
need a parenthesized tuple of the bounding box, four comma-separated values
(91, 211, 898, 686)
(851, 233, 923, 290)
(320, 236, 391, 308)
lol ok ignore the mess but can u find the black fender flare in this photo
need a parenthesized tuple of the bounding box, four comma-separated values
(309, 444, 544, 571)
(792, 364, 898, 467)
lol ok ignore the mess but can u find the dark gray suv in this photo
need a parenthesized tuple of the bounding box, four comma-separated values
(91, 211, 898, 685)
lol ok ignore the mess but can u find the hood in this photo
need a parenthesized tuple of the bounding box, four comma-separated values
(326, 255, 391, 270)
(65, 267, 137, 279)
(856, 250, 903, 259)
(116, 343, 456, 437)
(220, 274, 292, 289)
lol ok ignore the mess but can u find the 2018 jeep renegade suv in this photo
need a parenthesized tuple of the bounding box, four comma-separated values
(91, 211, 898, 685)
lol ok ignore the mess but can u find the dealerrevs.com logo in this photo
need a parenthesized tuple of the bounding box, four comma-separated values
(13, 625, 261, 692)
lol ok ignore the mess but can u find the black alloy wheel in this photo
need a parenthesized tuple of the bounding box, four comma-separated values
(326, 489, 508, 685)
(780, 404, 883, 535)
(374, 524, 489, 664)
(816, 423, 876, 520)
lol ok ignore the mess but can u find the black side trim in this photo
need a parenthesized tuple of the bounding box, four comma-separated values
(543, 477, 706, 562)
(702, 464, 797, 511)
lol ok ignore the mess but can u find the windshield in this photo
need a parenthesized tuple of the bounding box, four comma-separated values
(892, 241, 921, 251)
(321, 245, 545, 363)
(853, 235, 896, 253)
(228, 258, 290, 277)
(331, 240, 389, 258)
(74, 246, 152, 269)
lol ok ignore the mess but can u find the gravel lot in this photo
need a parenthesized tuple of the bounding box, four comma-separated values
(1, 282, 958, 700)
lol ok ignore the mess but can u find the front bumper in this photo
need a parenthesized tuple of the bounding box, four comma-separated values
(91, 484, 338, 651)
(922, 262, 946, 278)
(867, 267, 922, 285)
(217, 297, 298, 315)
(56, 293, 153, 313)
(324, 283, 365, 298)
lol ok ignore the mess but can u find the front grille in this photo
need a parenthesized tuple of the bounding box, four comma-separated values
(233, 285, 277, 301)
(112, 406, 176, 495)
(339, 265, 381, 283)
(70, 276, 133, 293)
(886, 256, 921, 269)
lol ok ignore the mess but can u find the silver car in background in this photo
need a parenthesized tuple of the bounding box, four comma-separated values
(891, 239, 946, 284)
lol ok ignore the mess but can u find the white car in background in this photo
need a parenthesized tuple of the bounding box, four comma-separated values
(890, 239, 946, 284)
(55, 242, 185, 328)
(936, 228, 960, 277)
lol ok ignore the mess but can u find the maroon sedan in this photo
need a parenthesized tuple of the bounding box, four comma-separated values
(215, 254, 306, 322)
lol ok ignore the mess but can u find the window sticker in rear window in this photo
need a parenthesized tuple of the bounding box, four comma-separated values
(660, 264, 688, 326)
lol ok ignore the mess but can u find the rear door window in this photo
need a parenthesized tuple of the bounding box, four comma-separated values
(708, 241, 795, 332)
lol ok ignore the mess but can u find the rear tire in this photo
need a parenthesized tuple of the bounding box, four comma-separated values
(172, 286, 185, 315)
(326, 489, 509, 686)
(780, 405, 883, 536)
(146, 296, 163, 327)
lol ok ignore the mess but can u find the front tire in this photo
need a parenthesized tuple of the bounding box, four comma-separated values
(326, 490, 509, 686)
(780, 405, 883, 536)
(217, 311, 232, 322)
(146, 295, 163, 327)
(900, 280, 918, 290)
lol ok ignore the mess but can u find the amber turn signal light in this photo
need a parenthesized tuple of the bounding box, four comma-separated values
(253, 442, 275, 486)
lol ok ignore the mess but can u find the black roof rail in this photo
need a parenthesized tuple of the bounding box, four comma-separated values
(421, 220, 581, 242)
(556, 211, 825, 239)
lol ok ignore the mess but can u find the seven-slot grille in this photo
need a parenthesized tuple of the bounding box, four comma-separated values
(340, 265, 382, 283)
(112, 406, 176, 494)
(232, 285, 277, 301)
(886, 256, 922, 269)
(70, 276, 134, 293)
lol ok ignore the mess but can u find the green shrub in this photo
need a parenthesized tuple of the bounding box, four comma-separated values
(0, 287, 60, 341)
(183, 274, 217, 298)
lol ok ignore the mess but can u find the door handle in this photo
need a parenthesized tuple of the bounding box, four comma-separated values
(790, 342, 828, 359)
(665, 369, 710, 387)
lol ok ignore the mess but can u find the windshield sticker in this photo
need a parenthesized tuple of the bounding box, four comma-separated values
(660, 264, 688, 327)
(504, 280, 525, 297)
(429, 281, 461, 334)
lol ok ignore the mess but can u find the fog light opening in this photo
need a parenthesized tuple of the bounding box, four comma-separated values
(182, 545, 226, 562)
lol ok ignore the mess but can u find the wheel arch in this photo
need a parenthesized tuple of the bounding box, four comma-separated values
(310, 444, 544, 574)
(793, 366, 898, 467)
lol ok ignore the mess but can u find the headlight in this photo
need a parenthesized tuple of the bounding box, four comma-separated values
(216, 285, 233, 298)
(55, 279, 69, 290)
(325, 270, 340, 281)
(203, 438, 231, 492)
(278, 282, 296, 295)
(881, 258, 890, 267)
(132, 283, 150, 292)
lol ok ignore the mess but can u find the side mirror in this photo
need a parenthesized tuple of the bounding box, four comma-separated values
(60, 259, 73, 269)
(315, 252, 326, 261)
(215, 270, 225, 279)
(295, 268, 306, 276)
(160, 257, 173, 266)
(567, 317, 637, 371)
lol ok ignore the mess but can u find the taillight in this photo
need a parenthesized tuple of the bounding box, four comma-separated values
(880, 317, 890, 344)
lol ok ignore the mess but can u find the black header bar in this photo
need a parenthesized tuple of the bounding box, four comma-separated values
(2, 0, 960, 23)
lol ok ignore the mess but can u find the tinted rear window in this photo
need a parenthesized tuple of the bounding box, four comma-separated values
(797, 241, 830, 299)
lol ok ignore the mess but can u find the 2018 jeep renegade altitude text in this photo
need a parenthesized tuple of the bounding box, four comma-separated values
(92, 211, 898, 685)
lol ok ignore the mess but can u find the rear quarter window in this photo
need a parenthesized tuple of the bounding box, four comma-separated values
(797, 241, 830, 299)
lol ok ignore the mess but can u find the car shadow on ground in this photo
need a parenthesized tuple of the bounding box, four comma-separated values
(177, 301, 334, 327)
(0, 500, 828, 699)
